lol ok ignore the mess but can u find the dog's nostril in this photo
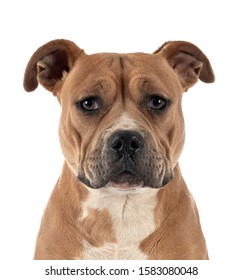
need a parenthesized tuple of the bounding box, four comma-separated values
(109, 130, 144, 155)
(130, 137, 141, 152)
(112, 139, 123, 151)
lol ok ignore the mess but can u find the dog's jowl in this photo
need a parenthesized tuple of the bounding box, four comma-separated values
(24, 39, 214, 260)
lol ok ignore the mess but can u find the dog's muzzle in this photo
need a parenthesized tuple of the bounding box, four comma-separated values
(77, 130, 173, 189)
(108, 130, 144, 185)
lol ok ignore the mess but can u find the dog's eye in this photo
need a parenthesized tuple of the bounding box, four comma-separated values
(148, 95, 168, 111)
(76, 97, 99, 112)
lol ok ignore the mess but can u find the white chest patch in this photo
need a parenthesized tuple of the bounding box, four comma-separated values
(79, 186, 159, 259)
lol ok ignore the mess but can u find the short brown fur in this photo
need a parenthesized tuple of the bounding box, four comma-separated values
(24, 39, 214, 260)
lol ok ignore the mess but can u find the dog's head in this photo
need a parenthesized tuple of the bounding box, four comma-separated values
(24, 39, 214, 191)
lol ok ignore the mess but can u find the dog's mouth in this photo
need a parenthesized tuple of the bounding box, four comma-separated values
(77, 155, 173, 189)
(111, 171, 142, 184)
(109, 171, 144, 189)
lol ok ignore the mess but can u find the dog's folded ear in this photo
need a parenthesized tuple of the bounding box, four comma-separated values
(23, 39, 84, 94)
(154, 41, 215, 91)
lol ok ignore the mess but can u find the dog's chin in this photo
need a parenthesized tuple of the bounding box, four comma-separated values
(107, 171, 144, 191)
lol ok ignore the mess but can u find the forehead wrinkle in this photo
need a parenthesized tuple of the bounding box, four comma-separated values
(106, 55, 117, 68)
(118, 55, 139, 104)
(119, 55, 125, 101)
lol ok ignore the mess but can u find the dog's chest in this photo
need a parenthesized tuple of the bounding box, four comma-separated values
(78, 188, 159, 259)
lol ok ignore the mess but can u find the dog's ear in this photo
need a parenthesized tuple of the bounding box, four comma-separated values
(154, 41, 215, 91)
(23, 39, 84, 95)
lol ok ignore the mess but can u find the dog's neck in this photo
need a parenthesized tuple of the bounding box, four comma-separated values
(78, 183, 160, 259)
(58, 162, 185, 259)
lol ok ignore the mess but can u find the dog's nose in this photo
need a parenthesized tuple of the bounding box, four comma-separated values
(109, 130, 144, 156)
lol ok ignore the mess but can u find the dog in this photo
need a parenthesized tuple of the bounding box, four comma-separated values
(24, 39, 214, 260)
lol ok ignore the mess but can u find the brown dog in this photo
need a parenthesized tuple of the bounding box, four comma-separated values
(24, 39, 214, 260)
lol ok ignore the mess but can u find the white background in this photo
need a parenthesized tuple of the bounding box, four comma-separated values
(0, 0, 242, 278)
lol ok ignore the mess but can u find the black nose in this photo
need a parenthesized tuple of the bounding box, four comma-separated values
(109, 130, 144, 156)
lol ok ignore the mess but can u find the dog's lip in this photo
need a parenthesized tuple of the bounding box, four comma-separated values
(109, 171, 144, 189)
